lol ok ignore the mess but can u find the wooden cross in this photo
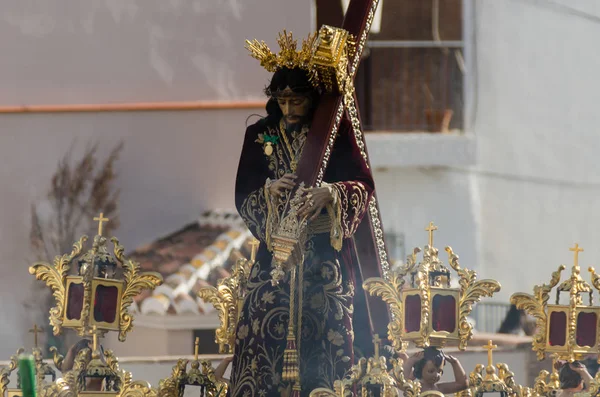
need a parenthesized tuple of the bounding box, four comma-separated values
(426, 222, 438, 247)
(29, 324, 43, 348)
(569, 243, 584, 268)
(93, 212, 109, 236)
(373, 334, 381, 359)
(249, 239, 260, 263)
(291, 0, 390, 338)
(194, 337, 200, 361)
(483, 339, 497, 367)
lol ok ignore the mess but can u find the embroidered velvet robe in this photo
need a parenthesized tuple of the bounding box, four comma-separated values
(231, 116, 374, 397)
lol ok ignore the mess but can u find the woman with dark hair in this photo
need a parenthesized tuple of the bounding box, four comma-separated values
(402, 348, 468, 394)
(557, 361, 593, 397)
(231, 59, 377, 396)
(497, 304, 536, 336)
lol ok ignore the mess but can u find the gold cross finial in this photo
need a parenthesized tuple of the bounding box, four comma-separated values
(93, 212, 109, 236)
(373, 334, 381, 359)
(194, 337, 200, 361)
(569, 243, 584, 268)
(92, 325, 99, 352)
(425, 222, 438, 246)
(483, 340, 497, 367)
(249, 239, 260, 263)
(29, 324, 43, 348)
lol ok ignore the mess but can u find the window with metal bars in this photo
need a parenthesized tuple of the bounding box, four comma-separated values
(318, 0, 465, 133)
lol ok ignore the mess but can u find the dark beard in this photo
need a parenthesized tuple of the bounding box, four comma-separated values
(284, 119, 308, 133)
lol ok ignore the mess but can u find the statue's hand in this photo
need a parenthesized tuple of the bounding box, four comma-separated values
(296, 186, 334, 221)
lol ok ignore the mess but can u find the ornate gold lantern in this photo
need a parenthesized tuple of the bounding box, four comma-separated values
(158, 338, 228, 397)
(460, 340, 533, 397)
(28, 213, 163, 395)
(511, 244, 600, 362)
(310, 335, 417, 397)
(364, 222, 501, 350)
(29, 213, 163, 341)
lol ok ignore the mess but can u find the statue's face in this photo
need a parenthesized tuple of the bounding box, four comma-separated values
(276, 87, 312, 127)
(422, 359, 444, 385)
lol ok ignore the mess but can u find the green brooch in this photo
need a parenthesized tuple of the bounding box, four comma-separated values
(256, 133, 279, 156)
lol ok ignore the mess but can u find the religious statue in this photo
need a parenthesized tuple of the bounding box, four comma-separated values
(402, 348, 468, 395)
(556, 361, 594, 397)
(231, 17, 385, 397)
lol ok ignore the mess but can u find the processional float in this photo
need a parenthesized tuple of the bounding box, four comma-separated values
(309, 221, 502, 397)
(454, 244, 600, 397)
(305, 231, 600, 397)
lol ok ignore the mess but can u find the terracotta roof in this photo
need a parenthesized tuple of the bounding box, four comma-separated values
(127, 209, 253, 316)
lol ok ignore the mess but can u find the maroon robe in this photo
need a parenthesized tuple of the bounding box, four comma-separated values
(231, 115, 374, 396)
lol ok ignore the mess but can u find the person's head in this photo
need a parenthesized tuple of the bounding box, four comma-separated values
(264, 67, 320, 128)
(560, 362, 583, 390)
(497, 305, 524, 334)
(413, 347, 446, 385)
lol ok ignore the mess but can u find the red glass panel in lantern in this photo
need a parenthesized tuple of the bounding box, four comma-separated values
(431, 294, 457, 333)
(405, 294, 422, 333)
(93, 284, 119, 324)
(66, 282, 84, 320)
(576, 311, 597, 348)
(548, 311, 567, 346)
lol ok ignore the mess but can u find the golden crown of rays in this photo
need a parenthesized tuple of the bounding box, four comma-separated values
(245, 30, 318, 80)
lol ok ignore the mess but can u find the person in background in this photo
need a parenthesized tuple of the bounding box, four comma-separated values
(402, 348, 469, 394)
(497, 305, 536, 336)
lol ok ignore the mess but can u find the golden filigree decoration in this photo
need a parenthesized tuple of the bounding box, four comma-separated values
(361, 249, 419, 349)
(310, 335, 411, 397)
(446, 247, 502, 349)
(511, 244, 600, 362)
(270, 183, 307, 286)
(532, 355, 561, 397)
(364, 222, 500, 350)
(33, 346, 57, 386)
(119, 370, 158, 397)
(245, 30, 316, 76)
(29, 228, 162, 341)
(112, 237, 163, 342)
(198, 255, 252, 354)
(511, 265, 564, 360)
(311, 25, 353, 93)
(0, 348, 22, 395)
(464, 341, 534, 397)
(157, 359, 188, 397)
(157, 357, 226, 397)
(310, 357, 403, 397)
(29, 236, 87, 335)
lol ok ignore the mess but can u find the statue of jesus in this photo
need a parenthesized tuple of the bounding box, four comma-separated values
(231, 31, 377, 397)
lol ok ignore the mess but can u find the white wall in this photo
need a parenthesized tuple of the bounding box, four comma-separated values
(472, 0, 600, 301)
(374, 167, 480, 276)
(0, 0, 310, 358)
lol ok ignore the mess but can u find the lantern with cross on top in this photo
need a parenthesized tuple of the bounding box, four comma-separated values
(463, 340, 531, 397)
(29, 212, 163, 342)
(310, 333, 406, 397)
(511, 243, 600, 362)
(363, 221, 501, 350)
